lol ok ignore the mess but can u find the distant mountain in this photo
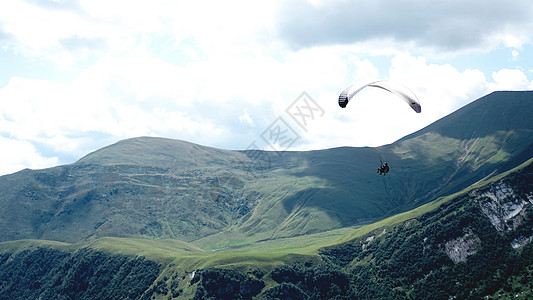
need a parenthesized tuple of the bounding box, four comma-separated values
(0, 91, 532, 246)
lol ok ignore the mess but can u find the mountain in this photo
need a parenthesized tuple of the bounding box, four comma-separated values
(1, 90, 533, 299)
(1, 149, 532, 299)
(1, 91, 532, 247)
(251, 156, 533, 299)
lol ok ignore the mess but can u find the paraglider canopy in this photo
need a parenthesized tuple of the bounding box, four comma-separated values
(339, 80, 421, 113)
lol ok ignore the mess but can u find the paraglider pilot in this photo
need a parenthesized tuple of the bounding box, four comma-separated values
(378, 160, 389, 175)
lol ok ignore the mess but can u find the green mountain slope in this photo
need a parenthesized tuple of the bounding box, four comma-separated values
(1, 155, 532, 299)
(0, 137, 258, 243)
(0, 91, 532, 247)
(196, 91, 533, 247)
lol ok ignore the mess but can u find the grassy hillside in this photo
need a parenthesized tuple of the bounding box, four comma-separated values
(0, 91, 532, 250)
(3, 156, 532, 265)
(198, 91, 533, 247)
(2, 156, 532, 299)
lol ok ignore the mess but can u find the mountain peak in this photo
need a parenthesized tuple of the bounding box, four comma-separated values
(401, 90, 533, 142)
(76, 136, 234, 168)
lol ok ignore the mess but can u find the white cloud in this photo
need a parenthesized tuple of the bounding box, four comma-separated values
(0, 137, 58, 175)
(274, 0, 533, 54)
(389, 54, 488, 116)
(239, 109, 254, 126)
(488, 69, 531, 91)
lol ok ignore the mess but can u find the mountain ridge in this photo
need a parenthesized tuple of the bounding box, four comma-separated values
(0, 91, 532, 247)
(76, 136, 244, 168)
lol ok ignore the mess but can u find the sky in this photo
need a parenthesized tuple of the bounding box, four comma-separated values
(1, 0, 533, 176)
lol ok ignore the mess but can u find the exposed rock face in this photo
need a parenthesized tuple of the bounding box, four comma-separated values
(361, 235, 374, 250)
(444, 229, 482, 263)
(477, 182, 530, 232)
(476, 181, 533, 249)
(511, 235, 533, 249)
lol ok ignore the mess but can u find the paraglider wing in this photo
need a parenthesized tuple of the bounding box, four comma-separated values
(368, 81, 421, 113)
(338, 83, 366, 108)
(338, 80, 421, 113)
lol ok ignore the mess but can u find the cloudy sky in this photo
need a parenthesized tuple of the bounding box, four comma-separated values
(1, 0, 533, 175)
